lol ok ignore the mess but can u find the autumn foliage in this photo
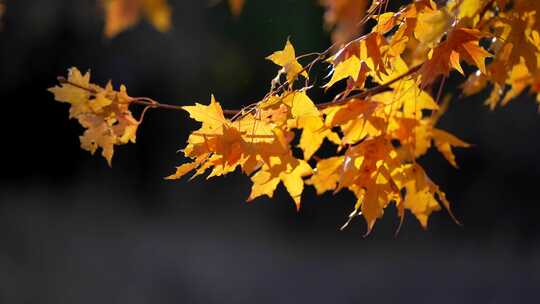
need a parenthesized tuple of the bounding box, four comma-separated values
(46, 0, 540, 234)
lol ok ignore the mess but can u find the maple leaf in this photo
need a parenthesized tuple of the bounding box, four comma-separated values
(280, 92, 339, 159)
(360, 32, 388, 76)
(326, 31, 391, 88)
(355, 176, 399, 233)
(372, 79, 439, 119)
(283, 91, 319, 118)
(414, 6, 452, 46)
(48, 68, 92, 117)
(335, 137, 401, 232)
(325, 55, 370, 89)
(323, 99, 382, 145)
(266, 40, 308, 87)
(262, 92, 339, 160)
(368, 0, 439, 66)
(307, 156, 344, 194)
(78, 115, 116, 164)
(103, 0, 171, 38)
(248, 159, 312, 211)
(419, 27, 491, 86)
(432, 128, 470, 168)
(182, 95, 228, 130)
(394, 164, 457, 228)
(297, 116, 340, 160)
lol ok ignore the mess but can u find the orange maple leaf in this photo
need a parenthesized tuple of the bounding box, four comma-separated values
(419, 27, 491, 86)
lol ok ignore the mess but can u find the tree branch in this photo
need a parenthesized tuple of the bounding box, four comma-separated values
(57, 63, 423, 116)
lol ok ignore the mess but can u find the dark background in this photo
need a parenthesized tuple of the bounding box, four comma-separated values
(1, 0, 539, 303)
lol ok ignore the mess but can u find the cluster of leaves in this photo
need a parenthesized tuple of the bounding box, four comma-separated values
(48, 68, 141, 166)
(49, 0, 540, 233)
(460, 1, 540, 108)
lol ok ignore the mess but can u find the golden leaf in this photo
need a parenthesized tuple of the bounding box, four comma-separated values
(266, 40, 308, 86)
(432, 129, 470, 168)
(419, 27, 491, 86)
(415, 7, 452, 46)
(248, 160, 312, 210)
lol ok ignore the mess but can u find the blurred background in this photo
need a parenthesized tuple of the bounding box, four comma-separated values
(1, 0, 539, 303)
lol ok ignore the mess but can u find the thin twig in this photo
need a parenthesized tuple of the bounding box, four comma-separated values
(57, 76, 242, 115)
(316, 64, 422, 109)
(130, 98, 244, 116)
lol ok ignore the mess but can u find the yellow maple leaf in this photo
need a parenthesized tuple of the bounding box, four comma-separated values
(296, 115, 340, 160)
(395, 164, 458, 228)
(282, 91, 319, 118)
(357, 177, 396, 233)
(432, 129, 470, 168)
(79, 115, 117, 164)
(414, 7, 452, 46)
(359, 32, 388, 76)
(325, 55, 364, 89)
(48, 68, 92, 117)
(182, 95, 228, 130)
(281, 92, 339, 159)
(307, 156, 344, 194)
(266, 40, 308, 86)
(248, 160, 312, 210)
